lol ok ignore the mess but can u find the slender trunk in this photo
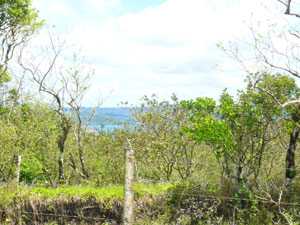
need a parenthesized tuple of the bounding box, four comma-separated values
(223, 154, 231, 179)
(235, 156, 243, 185)
(286, 126, 300, 180)
(58, 150, 64, 182)
(78, 136, 88, 178)
(42, 166, 55, 187)
(74, 116, 88, 179)
(254, 136, 266, 180)
(70, 153, 86, 179)
(235, 136, 243, 184)
(7, 153, 17, 182)
(58, 123, 70, 183)
(16, 154, 21, 184)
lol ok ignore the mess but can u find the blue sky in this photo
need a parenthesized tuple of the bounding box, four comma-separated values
(122, 0, 166, 12)
(31, 0, 280, 107)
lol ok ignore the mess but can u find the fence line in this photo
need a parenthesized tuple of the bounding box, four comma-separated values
(135, 158, 300, 170)
(0, 190, 299, 223)
(125, 189, 300, 206)
(0, 208, 121, 223)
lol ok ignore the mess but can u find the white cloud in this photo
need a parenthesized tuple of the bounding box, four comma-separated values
(49, 0, 73, 16)
(30, 0, 283, 107)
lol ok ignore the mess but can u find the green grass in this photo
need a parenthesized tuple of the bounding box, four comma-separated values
(134, 183, 173, 196)
(27, 186, 123, 199)
(0, 183, 173, 205)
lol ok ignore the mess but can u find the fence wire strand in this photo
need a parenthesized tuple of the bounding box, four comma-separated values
(125, 189, 300, 206)
(0, 208, 121, 223)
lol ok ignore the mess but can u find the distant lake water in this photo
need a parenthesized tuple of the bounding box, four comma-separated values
(88, 124, 124, 133)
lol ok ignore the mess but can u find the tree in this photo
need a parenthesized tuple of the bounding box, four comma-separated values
(129, 94, 204, 182)
(217, 1, 300, 106)
(277, 0, 300, 18)
(217, 0, 300, 181)
(0, 0, 43, 120)
(19, 33, 97, 184)
(249, 73, 300, 180)
(182, 89, 275, 184)
(0, 0, 43, 81)
(69, 81, 101, 180)
(0, 103, 59, 184)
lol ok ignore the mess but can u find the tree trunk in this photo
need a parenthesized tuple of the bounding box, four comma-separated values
(58, 123, 71, 183)
(286, 126, 300, 180)
(235, 156, 243, 185)
(78, 135, 88, 178)
(58, 149, 64, 182)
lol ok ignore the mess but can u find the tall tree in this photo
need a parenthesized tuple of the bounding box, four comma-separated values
(19, 33, 96, 184)
(249, 73, 300, 180)
(0, 0, 43, 80)
(129, 94, 202, 182)
(218, 0, 300, 180)
(182, 89, 275, 184)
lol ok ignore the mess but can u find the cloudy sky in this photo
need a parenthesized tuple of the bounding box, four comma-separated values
(31, 0, 281, 107)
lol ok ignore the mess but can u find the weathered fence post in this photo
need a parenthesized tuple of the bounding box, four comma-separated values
(123, 144, 135, 225)
(16, 154, 21, 184)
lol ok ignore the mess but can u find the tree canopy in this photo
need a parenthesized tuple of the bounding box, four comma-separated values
(0, 0, 43, 81)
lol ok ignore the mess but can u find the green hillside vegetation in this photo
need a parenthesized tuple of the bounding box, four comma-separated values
(2, 83, 300, 224)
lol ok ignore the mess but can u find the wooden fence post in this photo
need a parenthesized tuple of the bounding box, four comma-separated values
(16, 154, 21, 184)
(123, 146, 135, 225)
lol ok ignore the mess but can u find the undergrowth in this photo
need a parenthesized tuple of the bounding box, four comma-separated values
(1, 181, 300, 224)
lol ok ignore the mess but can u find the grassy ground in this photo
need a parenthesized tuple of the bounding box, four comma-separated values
(0, 181, 300, 224)
(0, 183, 172, 224)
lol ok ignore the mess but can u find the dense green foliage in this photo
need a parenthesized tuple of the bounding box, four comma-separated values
(182, 88, 277, 184)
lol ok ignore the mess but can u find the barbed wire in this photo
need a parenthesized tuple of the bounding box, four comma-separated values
(0, 191, 299, 222)
(0, 190, 299, 224)
(0, 185, 299, 223)
(0, 208, 121, 223)
(135, 158, 300, 171)
(123, 189, 300, 206)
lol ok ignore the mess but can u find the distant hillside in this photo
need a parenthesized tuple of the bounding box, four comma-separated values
(79, 107, 135, 125)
